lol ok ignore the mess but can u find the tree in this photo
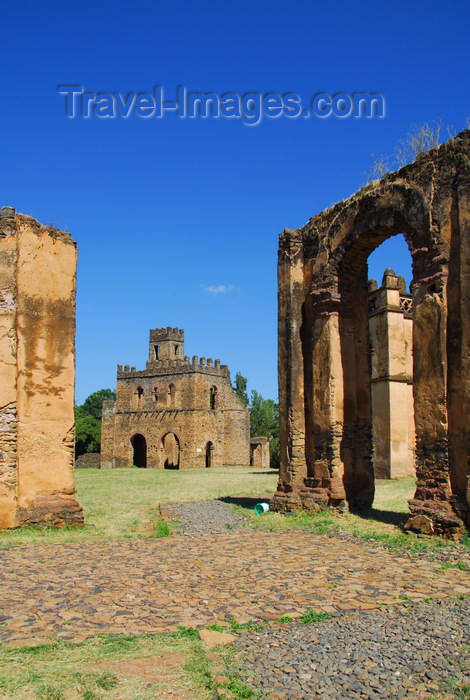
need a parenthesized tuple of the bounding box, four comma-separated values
(248, 389, 280, 468)
(233, 372, 249, 407)
(75, 388, 116, 457)
(82, 388, 116, 419)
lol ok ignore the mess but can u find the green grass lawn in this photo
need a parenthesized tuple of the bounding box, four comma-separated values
(0, 631, 214, 700)
(0, 468, 465, 553)
(0, 466, 278, 547)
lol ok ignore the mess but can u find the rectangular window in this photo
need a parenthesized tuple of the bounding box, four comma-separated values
(155, 345, 159, 360)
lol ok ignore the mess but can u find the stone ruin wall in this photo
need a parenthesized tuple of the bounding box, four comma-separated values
(0, 207, 83, 529)
(250, 437, 271, 468)
(272, 131, 470, 538)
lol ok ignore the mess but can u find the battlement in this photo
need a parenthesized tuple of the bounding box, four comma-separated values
(117, 356, 229, 379)
(150, 327, 184, 342)
(117, 326, 232, 380)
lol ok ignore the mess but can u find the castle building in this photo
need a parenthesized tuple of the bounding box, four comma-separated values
(100, 327, 250, 469)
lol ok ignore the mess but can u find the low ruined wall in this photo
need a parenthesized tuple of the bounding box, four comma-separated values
(75, 453, 101, 469)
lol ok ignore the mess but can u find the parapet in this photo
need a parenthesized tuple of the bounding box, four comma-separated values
(118, 355, 230, 379)
(368, 272, 413, 317)
(150, 327, 185, 342)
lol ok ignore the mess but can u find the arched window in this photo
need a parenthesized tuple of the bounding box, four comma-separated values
(209, 385, 218, 410)
(153, 386, 159, 403)
(136, 386, 144, 409)
(167, 383, 177, 408)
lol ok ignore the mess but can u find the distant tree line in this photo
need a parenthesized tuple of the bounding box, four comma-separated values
(233, 372, 280, 468)
(75, 388, 115, 457)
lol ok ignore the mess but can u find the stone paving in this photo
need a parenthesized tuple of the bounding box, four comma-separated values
(0, 529, 469, 648)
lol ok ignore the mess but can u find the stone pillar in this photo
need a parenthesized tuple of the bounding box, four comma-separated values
(407, 273, 460, 536)
(272, 230, 307, 511)
(0, 208, 83, 529)
(339, 264, 374, 509)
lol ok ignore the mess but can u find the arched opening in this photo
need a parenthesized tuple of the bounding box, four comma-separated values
(136, 386, 144, 409)
(131, 433, 147, 468)
(337, 230, 416, 509)
(365, 236, 416, 514)
(167, 383, 177, 408)
(209, 386, 217, 410)
(205, 441, 213, 467)
(163, 432, 180, 469)
(335, 219, 448, 514)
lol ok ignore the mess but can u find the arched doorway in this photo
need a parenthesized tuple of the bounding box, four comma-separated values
(335, 220, 440, 510)
(205, 441, 213, 468)
(131, 433, 147, 468)
(163, 432, 180, 469)
(368, 238, 415, 484)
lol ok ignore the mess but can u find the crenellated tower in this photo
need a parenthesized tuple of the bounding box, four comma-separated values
(148, 327, 184, 363)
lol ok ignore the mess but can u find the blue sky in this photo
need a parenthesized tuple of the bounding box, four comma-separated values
(1, 0, 469, 403)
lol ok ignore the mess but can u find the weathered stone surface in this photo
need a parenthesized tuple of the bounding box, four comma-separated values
(273, 131, 470, 536)
(0, 208, 83, 529)
(250, 436, 270, 468)
(75, 452, 100, 468)
(101, 327, 250, 469)
(199, 629, 237, 647)
(404, 514, 434, 535)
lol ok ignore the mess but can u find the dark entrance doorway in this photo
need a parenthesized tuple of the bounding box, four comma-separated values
(131, 433, 147, 468)
(205, 441, 213, 468)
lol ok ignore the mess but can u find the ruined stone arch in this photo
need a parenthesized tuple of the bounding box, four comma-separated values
(272, 132, 470, 536)
(158, 429, 183, 450)
(159, 430, 181, 469)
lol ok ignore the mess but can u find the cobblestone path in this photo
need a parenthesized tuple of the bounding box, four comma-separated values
(0, 529, 469, 648)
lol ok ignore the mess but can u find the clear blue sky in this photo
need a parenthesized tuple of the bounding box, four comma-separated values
(1, 0, 469, 403)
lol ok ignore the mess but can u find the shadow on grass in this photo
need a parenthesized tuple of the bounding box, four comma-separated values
(218, 496, 270, 511)
(248, 471, 278, 475)
(351, 507, 409, 528)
